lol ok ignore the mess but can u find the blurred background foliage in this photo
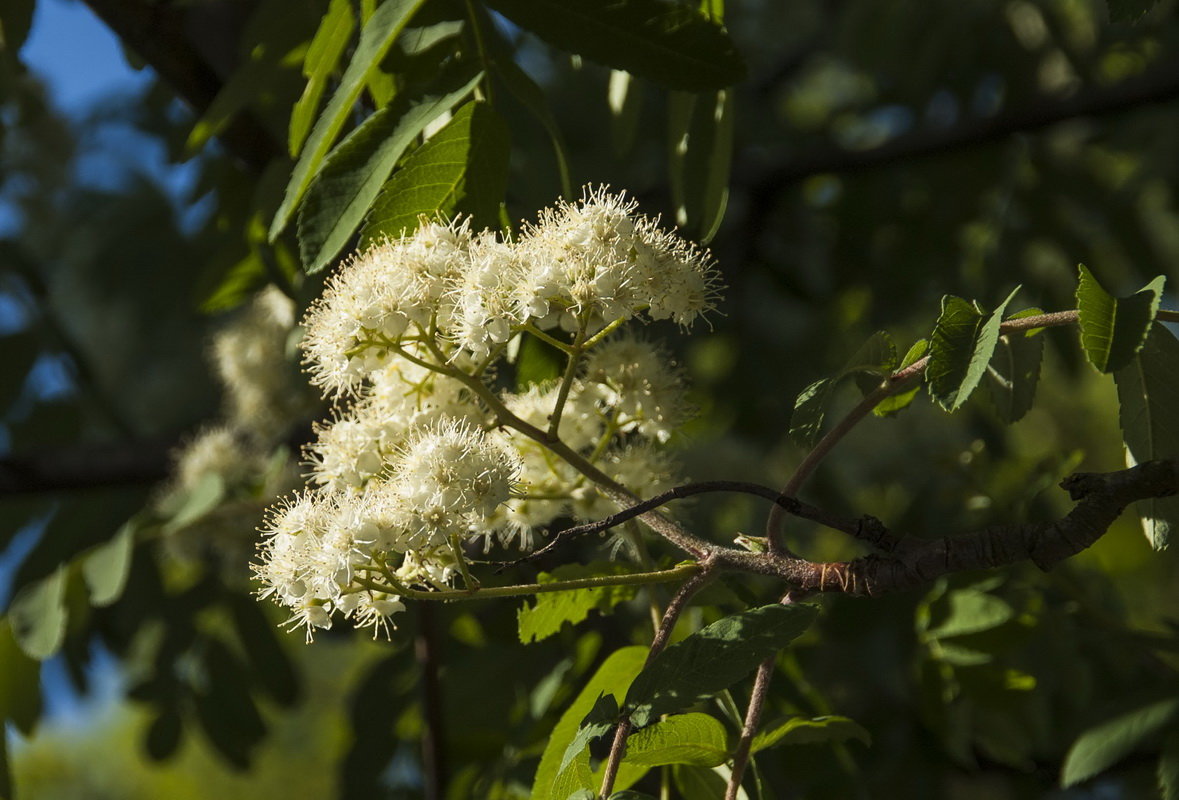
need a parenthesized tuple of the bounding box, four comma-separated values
(1, 0, 1178, 797)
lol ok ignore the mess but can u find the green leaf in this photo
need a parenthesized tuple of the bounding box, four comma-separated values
(625, 604, 818, 728)
(483, 23, 572, 197)
(484, 0, 746, 90)
(1076, 265, 1164, 373)
(146, 707, 184, 761)
(925, 588, 1015, 639)
(790, 331, 897, 446)
(751, 715, 872, 753)
(927, 288, 1019, 411)
(532, 646, 648, 800)
(0, 618, 42, 735)
(7, 567, 67, 660)
(873, 338, 928, 417)
(289, 0, 356, 157)
(80, 518, 136, 607)
(514, 332, 564, 389)
(296, 65, 483, 272)
(673, 764, 725, 799)
(162, 472, 226, 532)
(1062, 696, 1179, 786)
(1114, 324, 1179, 549)
(518, 563, 640, 644)
(985, 309, 1045, 424)
(270, 0, 429, 240)
(359, 100, 510, 245)
(624, 713, 730, 767)
(562, 692, 620, 772)
(1160, 729, 1179, 800)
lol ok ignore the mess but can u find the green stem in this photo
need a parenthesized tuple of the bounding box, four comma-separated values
(548, 316, 589, 438)
(523, 322, 578, 355)
(582, 315, 629, 348)
(354, 562, 702, 601)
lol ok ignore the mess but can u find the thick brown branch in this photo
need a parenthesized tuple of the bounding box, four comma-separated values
(720, 459, 1179, 595)
(0, 439, 173, 496)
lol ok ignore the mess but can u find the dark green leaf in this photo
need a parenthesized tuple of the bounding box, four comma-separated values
(1076, 265, 1164, 373)
(145, 707, 184, 761)
(1114, 324, 1179, 549)
(514, 331, 564, 389)
(1062, 696, 1179, 786)
(927, 288, 1018, 411)
(192, 638, 267, 770)
(1161, 729, 1179, 800)
(608, 793, 658, 799)
(925, 588, 1015, 639)
(0, 0, 36, 53)
(296, 65, 483, 272)
(483, 20, 572, 197)
(668, 89, 733, 243)
(532, 646, 647, 800)
(624, 712, 730, 767)
(270, 0, 429, 240)
(289, 0, 356, 156)
(0, 330, 38, 411)
(359, 100, 510, 245)
(485, 0, 746, 90)
(561, 692, 620, 772)
(519, 563, 641, 644)
(7, 567, 67, 659)
(985, 309, 1045, 423)
(790, 331, 896, 446)
(751, 715, 871, 753)
(229, 595, 299, 706)
(626, 604, 818, 728)
(1107, 0, 1160, 23)
(0, 618, 41, 735)
(873, 338, 928, 417)
(673, 764, 730, 799)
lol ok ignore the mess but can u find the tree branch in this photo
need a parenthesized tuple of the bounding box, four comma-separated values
(719, 458, 1179, 595)
(746, 60, 1179, 191)
(0, 439, 173, 496)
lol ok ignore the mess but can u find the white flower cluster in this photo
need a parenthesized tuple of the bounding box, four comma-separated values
(255, 188, 719, 641)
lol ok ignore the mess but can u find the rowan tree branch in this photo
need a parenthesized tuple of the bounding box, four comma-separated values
(717, 458, 1179, 595)
(745, 60, 1179, 191)
(0, 439, 173, 496)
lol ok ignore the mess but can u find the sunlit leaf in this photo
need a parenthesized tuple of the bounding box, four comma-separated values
(289, 0, 356, 157)
(0, 618, 41, 734)
(927, 288, 1019, 411)
(359, 101, 510, 246)
(80, 517, 136, 607)
(7, 567, 67, 659)
(624, 712, 730, 767)
(270, 0, 429, 240)
(1076, 265, 1163, 373)
(533, 646, 647, 800)
(296, 65, 482, 272)
(518, 563, 640, 644)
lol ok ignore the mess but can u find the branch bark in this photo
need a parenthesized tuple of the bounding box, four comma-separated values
(715, 458, 1179, 595)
